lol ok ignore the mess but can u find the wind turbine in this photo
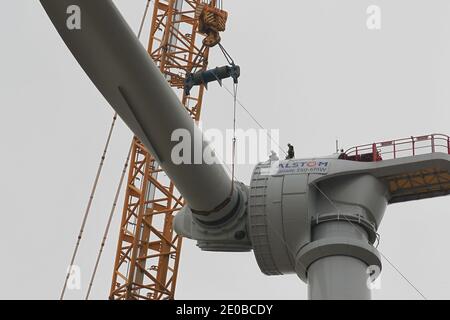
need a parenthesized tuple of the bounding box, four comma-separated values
(41, 0, 450, 299)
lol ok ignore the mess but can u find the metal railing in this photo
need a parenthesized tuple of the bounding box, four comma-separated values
(340, 133, 450, 162)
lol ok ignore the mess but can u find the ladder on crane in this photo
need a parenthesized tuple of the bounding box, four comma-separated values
(109, 0, 226, 300)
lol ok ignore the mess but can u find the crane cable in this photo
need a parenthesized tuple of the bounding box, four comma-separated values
(218, 43, 234, 66)
(137, 0, 152, 38)
(217, 42, 239, 190)
(230, 81, 238, 188)
(60, 112, 118, 300)
(85, 143, 133, 300)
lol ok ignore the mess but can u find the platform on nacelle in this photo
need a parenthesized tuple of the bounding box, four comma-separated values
(328, 134, 450, 204)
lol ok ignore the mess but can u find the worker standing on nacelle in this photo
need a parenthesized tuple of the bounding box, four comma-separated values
(286, 143, 295, 159)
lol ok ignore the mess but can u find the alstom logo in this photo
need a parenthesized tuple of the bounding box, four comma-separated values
(279, 161, 329, 168)
(274, 160, 330, 175)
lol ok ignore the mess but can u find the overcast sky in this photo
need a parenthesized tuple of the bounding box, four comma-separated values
(0, 0, 449, 300)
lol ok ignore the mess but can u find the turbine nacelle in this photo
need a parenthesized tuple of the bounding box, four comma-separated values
(176, 151, 450, 299)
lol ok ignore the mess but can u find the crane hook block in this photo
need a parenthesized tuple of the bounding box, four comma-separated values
(184, 65, 240, 96)
(195, 3, 228, 47)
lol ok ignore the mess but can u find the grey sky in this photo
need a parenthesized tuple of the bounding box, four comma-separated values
(0, 0, 449, 299)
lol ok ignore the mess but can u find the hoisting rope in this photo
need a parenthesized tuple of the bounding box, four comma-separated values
(216, 42, 238, 193)
(230, 81, 238, 192)
(60, 112, 118, 300)
(218, 42, 234, 66)
(85, 143, 133, 300)
(137, 0, 152, 38)
(60, 0, 152, 300)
